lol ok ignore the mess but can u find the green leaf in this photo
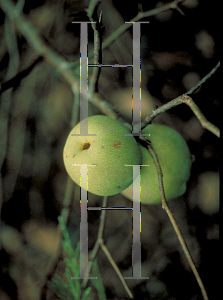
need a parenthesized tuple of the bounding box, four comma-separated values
(50, 275, 74, 300)
(81, 287, 92, 300)
(51, 216, 97, 300)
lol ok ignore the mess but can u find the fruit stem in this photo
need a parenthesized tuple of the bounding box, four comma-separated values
(147, 142, 209, 300)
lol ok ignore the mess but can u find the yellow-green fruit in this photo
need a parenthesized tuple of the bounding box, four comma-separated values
(121, 124, 192, 204)
(63, 115, 141, 196)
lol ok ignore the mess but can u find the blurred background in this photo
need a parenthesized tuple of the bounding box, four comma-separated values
(0, 0, 220, 299)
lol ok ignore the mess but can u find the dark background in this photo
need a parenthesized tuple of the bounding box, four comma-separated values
(0, 0, 220, 299)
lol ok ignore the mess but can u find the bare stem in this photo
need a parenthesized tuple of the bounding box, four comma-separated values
(142, 94, 220, 138)
(100, 242, 133, 299)
(82, 195, 108, 288)
(101, 0, 184, 51)
(182, 95, 220, 137)
(187, 61, 220, 95)
(88, 22, 101, 96)
(87, 0, 100, 20)
(0, 0, 120, 121)
(82, 195, 133, 299)
(87, 0, 102, 97)
(147, 142, 209, 300)
(142, 62, 220, 138)
(69, 0, 185, 69)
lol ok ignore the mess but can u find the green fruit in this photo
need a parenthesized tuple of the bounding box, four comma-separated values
(63, 115, 142, 196)
(121, 124, 192, 204)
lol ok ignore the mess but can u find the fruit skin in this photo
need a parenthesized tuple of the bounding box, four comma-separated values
(121, 124, 192, 204)
(63, 115, 142, 196)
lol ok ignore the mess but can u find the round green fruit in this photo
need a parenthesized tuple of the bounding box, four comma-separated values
(121, 124, 192, 204)
(63, 115, 142, 196)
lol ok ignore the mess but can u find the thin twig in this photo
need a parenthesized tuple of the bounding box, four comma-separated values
(88, 9, 102, 96)
(0, 11, 21, 235)
(69, 0, 185, 69)
(82, 195, 107, 288)
(187, 61, 220, 95)
(142, 62, 220, 138)
(0, 0, 121, 121)
(182, 94, 220, 137)
(86, 0, 102, 97)
(87, 0, 100, 20)
(0, 56, 43, 96)
(100, 242, 133, 299)
(82, 195, 133, 299)
(61, 177, 75, 224)
(99, 0, 184, 56)
(142, 94, 220, 138)
(146, 142, 209, 300)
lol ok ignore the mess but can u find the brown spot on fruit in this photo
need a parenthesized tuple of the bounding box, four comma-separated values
(73, 154, 76, 158)
(118, 186, 121, 188)
(83, 143, 90, 150)
(113, 141, 121, 148)
(117, 156, 120, 158)
(102, 145, 104, 149)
